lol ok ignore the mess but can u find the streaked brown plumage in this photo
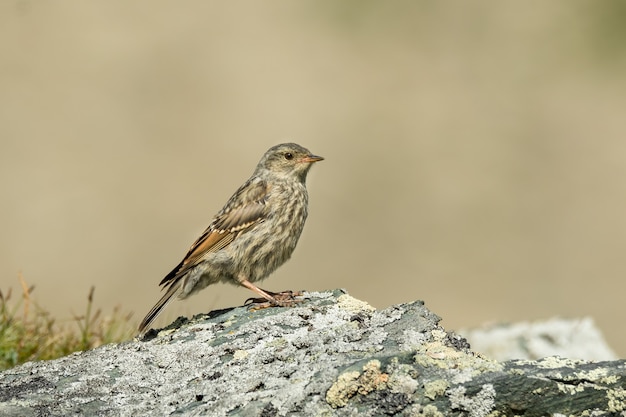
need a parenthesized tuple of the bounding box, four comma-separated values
(138, 143, 323, 336)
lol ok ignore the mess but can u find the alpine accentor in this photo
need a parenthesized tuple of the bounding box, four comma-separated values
(138, 143, 323, 335)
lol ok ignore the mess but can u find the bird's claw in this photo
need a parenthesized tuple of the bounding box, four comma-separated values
(244, 290, 305, 310)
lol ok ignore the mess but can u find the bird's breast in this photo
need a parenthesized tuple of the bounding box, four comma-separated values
(232, 181, 309, 280)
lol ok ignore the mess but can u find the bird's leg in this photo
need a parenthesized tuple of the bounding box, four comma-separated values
(259, 288, 304, 299)
(238, 279, 303, 309)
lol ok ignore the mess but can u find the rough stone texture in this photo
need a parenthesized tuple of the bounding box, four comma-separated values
(1, 289, 625, 416)
(460, 317, 618, 362)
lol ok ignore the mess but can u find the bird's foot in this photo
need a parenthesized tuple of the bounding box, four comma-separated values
(244, 290, 305, 310)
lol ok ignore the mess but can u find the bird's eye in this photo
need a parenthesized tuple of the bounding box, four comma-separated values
(284, 152, 294, 160)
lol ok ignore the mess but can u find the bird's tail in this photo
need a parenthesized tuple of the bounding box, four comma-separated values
(138, 279, 182, 337)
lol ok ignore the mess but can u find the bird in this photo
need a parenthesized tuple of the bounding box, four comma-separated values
(138, 143, 323, 336)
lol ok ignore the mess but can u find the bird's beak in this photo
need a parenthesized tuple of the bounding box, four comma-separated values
(300, 154, 324, 163)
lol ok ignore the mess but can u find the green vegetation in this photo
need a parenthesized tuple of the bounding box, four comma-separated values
(0, 274, 134, 371)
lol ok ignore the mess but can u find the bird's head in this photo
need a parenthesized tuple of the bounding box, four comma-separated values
(256, 143, 323, 182)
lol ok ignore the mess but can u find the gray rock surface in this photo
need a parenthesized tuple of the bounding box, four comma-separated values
(460, 317, 618, 362)
(1, 289, 625, 416)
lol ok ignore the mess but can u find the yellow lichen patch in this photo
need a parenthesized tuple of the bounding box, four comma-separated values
(414, 342, 465, 369)
(326, 371, 360, 408)
(430, 329, 447, 341)
(326, 360, 389, 408)
(556, 381, 585, 395)
(221, 317, 237, 328)
(423, 379, 449, 400)
(536, 356, 582, 369)
(336, 294, 376, 314)
(414, 338, 502, 375)
(358, 360, 389, 394)
(601, 375, 619, 384)
(607, 388, 626, 412)
(232, 350, 248, 360)
(155, 328, 177, 338)
(575, 367, 608, 381)
(508, 368, 525, 376)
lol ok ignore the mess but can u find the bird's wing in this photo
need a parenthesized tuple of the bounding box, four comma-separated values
(158, 179, 269, 288)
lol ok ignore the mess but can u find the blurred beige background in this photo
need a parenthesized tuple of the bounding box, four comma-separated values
(2, 2, 626, 354)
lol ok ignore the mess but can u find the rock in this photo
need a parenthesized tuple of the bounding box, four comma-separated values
(1, 289, 625, 416)
(460, 317, 618, 362)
